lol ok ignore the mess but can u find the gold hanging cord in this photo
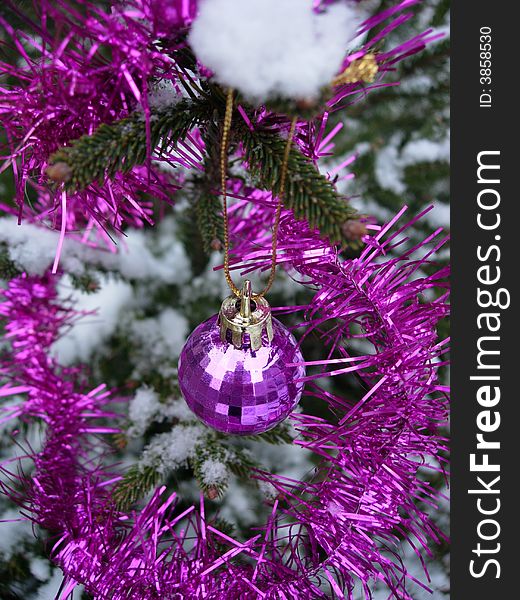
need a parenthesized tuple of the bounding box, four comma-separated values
(220, 88, 297, 300)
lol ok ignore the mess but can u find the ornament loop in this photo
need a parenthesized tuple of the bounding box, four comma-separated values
(239, 280, 252, 319)
(219, 279, 274, 351)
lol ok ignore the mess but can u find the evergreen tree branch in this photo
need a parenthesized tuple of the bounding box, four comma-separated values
(195, 191, 225, 253)
(191, 443, 261, 499)
(225, 447, 259, 480)
(48, 98, 214, 190)
(239, 123, 358, 244)
(112, 464, 162, 510)
(193, 121, 225, 254)
(0, 244, 21, 280)
(243, 421, 294, 445)
(190, 443, 231, 499)
(112, 438, 264, 508)
(47, 82, 357, 245)
(177, 199, 212, 275)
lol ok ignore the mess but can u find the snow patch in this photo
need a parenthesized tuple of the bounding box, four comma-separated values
(422, 202, 450, 228)
(0, 217, 190, 284)
(129, 307, 189, 375)
(128, 387, 162, 437)
(0, 509, 33, 555)
(219, 481, 257, 525)
(189, 0, 361, 101)
(375, 135, 450, 195)
(148, 80, 182, 110)
(29, 558, 51, 581)
(140, 425, 206, 473)
(375, 140, 406, 195)
(128, 386, 195, 437)
(32, 569, 66, 600)
(258, 479, 278, 501)
(402, 137, 450, 165)
(199, 458, 230, 486)
(52, 274, 134, 364)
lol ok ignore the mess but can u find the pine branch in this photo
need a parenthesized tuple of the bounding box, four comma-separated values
(113, 435, 264, 509)
(225, 447, 259, 480)
(0, 245, 21, 279)
(191, 443, 231, 499)
(69, 271, 101, 294)
(178, 120, 226, 258)
(112, 464, 162, 510)
(243, 421, 294, 445)
(239, 123, 358, 244)
(191, 441, 261, 499)
(193, 121, 225, 253)
(432, 0, 450, 27)
(195, 191, 225, 253)
(177, 199, 211, 275)
(47, 83, 357, 244)
(48, 98, 214, 190)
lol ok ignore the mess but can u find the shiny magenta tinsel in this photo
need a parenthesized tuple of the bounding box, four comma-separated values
(0, 1, 449, 598)
(0, 208, 449, 598)
(0, 0, 440, 250)
(0, 0, 183, 249)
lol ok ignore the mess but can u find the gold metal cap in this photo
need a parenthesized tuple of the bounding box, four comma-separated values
(219, 280, 274, 351)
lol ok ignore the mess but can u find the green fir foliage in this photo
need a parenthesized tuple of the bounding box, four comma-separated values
(49, 98, 211, 190)
(240, 122, 357, 243)
(48, 82, 358, 246)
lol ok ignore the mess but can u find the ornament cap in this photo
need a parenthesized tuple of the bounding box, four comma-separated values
(219, 280, 273, 351)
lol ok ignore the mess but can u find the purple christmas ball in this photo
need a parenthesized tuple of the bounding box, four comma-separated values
(178, 315, 305, 435)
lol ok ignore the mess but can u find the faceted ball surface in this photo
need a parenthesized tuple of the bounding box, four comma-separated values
(178, 315, 305, 435)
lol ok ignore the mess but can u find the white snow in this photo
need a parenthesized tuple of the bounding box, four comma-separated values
(375, 139, 406, 195)
(127, 386, 195, 437)
(253, 439, 313, 484)
(148, 80, 181, 110)
(219, 481, 258, 525)
(31, 569, 67, 600)
(114, 226, 190, 284)
(52, 285, 189, 369)
(29, 558, 51, 581)
(140, 424, 206, 473)
(400, 73, 434, 93)
(402, 137, 450, 165)
(128, 387, 163, 437)
(52, 274, 134, 365)
(422, 202, 450, 228)
(0, 214, 193, 367)
(0, 218, 70, 276)
(128, 307, 189, 376)
(189, 0, 362, 101)
(258, 479, 278, 501)
(0, 217, 190, 284)
(159, 397, 197, 423)
(375, 134, 450, 195)
(199, 458, 230, 486)
(0, 509, 33, 555)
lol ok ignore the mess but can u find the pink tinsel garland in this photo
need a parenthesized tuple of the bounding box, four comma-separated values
(0, 208, 449, 599)
(0, 1, 449, 598)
